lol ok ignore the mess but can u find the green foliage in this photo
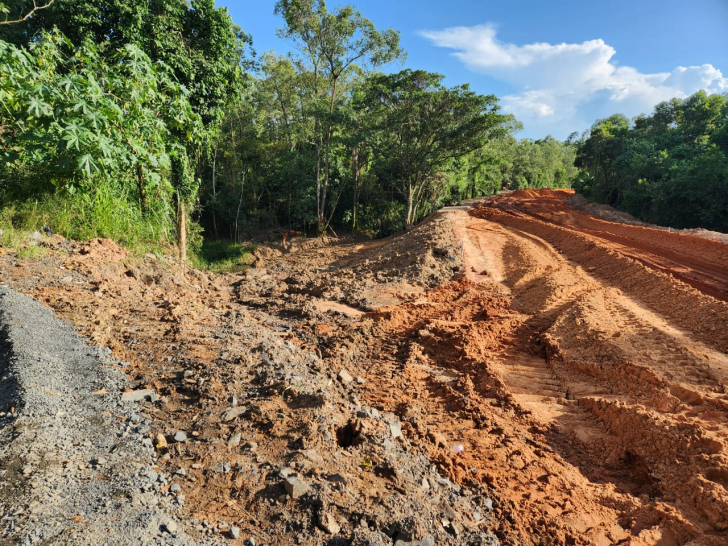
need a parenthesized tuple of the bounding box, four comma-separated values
(575, 91, 728, 231)
(0, 32, 204, 252)
(275, 0, 403, 233)
(0, 0, 589, 253)
(356, 69, 512, 227)
(0, 184, 174, 252)
(0, 34, 201, 197)
(461, 135, 577, 198)
(0, 0, 248, 255)
(190, 239, 255, 273)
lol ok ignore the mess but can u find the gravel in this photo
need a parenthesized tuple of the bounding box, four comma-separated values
(0, 287, 220, 545)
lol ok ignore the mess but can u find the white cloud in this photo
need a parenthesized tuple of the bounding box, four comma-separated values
(420, 24, 728, 138)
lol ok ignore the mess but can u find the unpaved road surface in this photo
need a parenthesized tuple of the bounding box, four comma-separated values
(0, 287, 204, 545)
(0, 190, 727, 545)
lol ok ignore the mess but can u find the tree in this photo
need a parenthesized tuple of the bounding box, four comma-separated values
(0, 0, 250, 260)
(358, 69, 511, 228)
(0, 32, 203, 244)
(275, 0, 402, 234)
(0, 0, 56, 25)
(575, 92, 728, 231)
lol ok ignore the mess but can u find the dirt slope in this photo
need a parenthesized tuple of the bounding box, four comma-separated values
(0, 191, 727, 545)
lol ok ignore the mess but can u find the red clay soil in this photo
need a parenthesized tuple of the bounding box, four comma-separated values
(324, 195, 728, 545)
(496, 189, 728, 301)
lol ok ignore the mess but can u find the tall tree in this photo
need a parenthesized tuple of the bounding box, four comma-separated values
(0, 0, 249, 259)
(275, 0, 402, 234)
(359, 69, 512, 228)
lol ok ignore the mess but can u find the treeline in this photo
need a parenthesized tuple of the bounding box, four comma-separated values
(198, 23, 576, 238)
(0, 0, 245, 258)
(0, 0, 578, 255)
(574, 92, 728, 232)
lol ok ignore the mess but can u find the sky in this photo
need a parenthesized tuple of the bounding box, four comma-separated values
(223, 0, 728, 140)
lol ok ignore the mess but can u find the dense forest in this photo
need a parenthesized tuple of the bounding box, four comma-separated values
(574, 92, 728, 232)
(1, 0, 724, 264)
(0, 0, 576, 257)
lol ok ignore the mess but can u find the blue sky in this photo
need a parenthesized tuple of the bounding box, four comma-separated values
(223, 0, 728, 140)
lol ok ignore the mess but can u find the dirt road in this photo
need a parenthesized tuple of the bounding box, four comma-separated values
(1, 190, 727, 545)
(343, 192, 728, 544)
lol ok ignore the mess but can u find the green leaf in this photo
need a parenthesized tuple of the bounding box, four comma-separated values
(78, 154, 97, 177)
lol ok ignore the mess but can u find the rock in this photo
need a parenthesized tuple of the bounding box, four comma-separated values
(175, 468, 186, 476)
(385, 415, 403, 439)
(356, 376, 366, 384)
(229, 395, 238, 407)
(443, 504, 457, 520)
(230, 526, 241, 539)
(170, 484, 181, 493)
(478, 532, 500, 546)
(338, 370, 353, 384)
(327, 473, 348, 485)
(483, 497, 493, 511)
(162, 520, 178, 534)
(420, 477, 430, 491)
(173, 431, 187, 442)
(283, 476, 309, 499)
(449, 521, 461, 538)
(228, 433, 241, 447)
(223, 407, 246, 422)
(433, 247, 452, 257)
(421, 538, 435, 546)
(121, 389, 155, 402)
(473, 511, 483, 522)
(320, 512, 341, 535)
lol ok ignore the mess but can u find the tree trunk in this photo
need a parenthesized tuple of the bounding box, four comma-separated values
(320, 76, 338, 237)
(315, 140, 322, 233)
(351, 147, 359, 234)
(211, 148, 218, 239)
(405, 185, 415, 230)
(178, 198, 187, 264)
(234, 168, 246, 243)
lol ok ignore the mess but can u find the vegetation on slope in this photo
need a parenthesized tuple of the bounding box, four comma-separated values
(574, 92, 728, 232)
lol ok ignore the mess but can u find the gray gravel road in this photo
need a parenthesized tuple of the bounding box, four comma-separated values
(0, 287, 212, 545)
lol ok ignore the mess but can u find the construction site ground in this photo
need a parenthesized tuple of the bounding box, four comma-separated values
(1, 189, 727, 545)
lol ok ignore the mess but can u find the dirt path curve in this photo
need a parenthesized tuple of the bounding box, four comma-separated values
(341, 197, 728, 545)
(489, 190, 728, 301)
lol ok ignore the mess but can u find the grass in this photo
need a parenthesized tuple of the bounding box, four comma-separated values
(0, 187, 254, 273)
(16, 245, 49, 259)
(0, 185, 175, 256)
(189, 239, 256, 274)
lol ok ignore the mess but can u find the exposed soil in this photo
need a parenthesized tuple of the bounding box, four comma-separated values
(1, 190, 727, 545)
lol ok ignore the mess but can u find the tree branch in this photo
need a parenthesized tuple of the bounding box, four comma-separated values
(0, 0, 56, 25)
